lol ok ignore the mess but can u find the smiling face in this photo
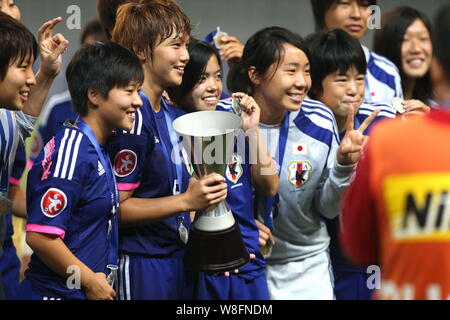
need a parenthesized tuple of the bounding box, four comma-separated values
(147, 32, 190, 90)
(401, 19, 433, 80)
(95, 83, 143, 132)
(0, 54, 36, 111)
(183, 55, 223, 111)
(324, 0, 372, 40)
(317, 66, 365, 130)
(253, 43, 311, 115)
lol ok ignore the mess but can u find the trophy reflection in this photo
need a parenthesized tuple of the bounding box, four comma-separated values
(173, 110, 250, 273)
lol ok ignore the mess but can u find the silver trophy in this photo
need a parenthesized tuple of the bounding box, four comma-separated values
(173, 110, 249, 273)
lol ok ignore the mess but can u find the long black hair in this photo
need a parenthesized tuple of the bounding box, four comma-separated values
(373, 6, 433, 102)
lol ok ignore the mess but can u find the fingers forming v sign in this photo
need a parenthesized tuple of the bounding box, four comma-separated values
(337, 106, 380, 166)
(38, 17, 69, 78)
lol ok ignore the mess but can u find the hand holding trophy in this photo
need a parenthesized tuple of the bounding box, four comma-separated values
(173, 111, 250, 273)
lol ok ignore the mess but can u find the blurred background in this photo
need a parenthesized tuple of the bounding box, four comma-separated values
(17, 0, 449, 101)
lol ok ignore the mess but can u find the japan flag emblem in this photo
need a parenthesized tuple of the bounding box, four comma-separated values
(41, 188, 67, 218)
(114, 150, 137, 177)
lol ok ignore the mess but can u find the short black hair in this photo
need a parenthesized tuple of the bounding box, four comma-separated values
(228, 26, 310, 94)
(373, 6, 433, 102)
(66, 41, 144, 117)
(80, 18, 108, 45)
(0, 12, 38, 81)
(306, 29, 367, 100)
(310, 0, 377, 31)
(433, 5, 450, 85)
(167, 38, 222, 110)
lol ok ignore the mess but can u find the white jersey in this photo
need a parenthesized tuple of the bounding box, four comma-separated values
(363, 45, 403, 105)
(257, 98, 356, 264)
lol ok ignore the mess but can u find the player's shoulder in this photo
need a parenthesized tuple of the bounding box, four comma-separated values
(358, 102, 396, 119)
(298, 98, 336, 128)
(40, 90, 73, 126)
(366, 47, 401, 75)
(45, 126, 96, 180)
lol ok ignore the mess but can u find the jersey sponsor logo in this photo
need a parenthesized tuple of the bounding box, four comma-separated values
(384, 173, 450, 241)
(41, 137, 56, 181)
(288, 161, 312, 187)
(226, 153, 243, 184)
(292, 142, 308, 156)
(114, 150, 137, 177)
(31, 131, 43, 159)
(41, 188, 67, 218)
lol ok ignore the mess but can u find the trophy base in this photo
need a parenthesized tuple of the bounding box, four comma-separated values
(186, 222, 250, 273)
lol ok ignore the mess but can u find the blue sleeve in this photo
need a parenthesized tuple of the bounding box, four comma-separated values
(107, 110, 154, 191)
(26, 129, 89, 239)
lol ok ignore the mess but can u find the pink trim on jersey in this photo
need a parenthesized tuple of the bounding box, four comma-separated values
(118, 182, 141, 191)
(9, 177, 20, 185)
(27, 159, 34, 170)
(26, 224, 66, 239)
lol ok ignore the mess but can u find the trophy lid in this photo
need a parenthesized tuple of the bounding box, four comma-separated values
(173, 110, 242, 137)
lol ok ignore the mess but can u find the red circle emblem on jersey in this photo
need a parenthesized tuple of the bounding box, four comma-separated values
(114, 150, 137, 177)
(40, 188, 67, 218)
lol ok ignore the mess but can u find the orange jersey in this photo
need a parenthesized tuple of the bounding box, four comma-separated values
(341, 109, 450, 300)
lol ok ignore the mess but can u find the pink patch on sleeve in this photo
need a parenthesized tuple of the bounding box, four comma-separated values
(26, 224, 66, 239)
(117, 182, 141, 191)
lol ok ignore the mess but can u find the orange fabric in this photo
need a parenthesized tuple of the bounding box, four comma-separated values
(343, 110, 450, 300)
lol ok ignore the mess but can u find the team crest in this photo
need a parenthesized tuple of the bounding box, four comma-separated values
(41, 188, 67, 218)
(288, 161, 312, 188)
(114, 150, 137, 177)
(226, 153, 243, 184)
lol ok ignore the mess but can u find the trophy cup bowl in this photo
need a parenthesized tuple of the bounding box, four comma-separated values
(173, 110, 250, 273)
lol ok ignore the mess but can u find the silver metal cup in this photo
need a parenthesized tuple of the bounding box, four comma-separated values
(173, 111, 249, 272)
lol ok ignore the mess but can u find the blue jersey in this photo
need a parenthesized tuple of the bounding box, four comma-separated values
(326, 102, 396, 271)
(107, 92, 191, 257)
(3, 142, 26, 242)
(216, 99, 265, 280)
(30, 90, 77, 163)
(25, 125, 117, 299)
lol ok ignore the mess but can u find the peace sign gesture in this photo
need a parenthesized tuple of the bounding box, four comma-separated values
(337, 106, 380, 166)
(38, 17, 69, 78)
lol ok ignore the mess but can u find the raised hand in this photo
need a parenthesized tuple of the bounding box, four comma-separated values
(38, 17, 69, 79)
(402, 99, 431, 115)
(337, 107, 380, 166)
(218, 36, 244, 67)
(232, 92, 260, 131)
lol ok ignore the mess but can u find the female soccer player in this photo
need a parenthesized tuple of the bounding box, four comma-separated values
(167, 39, 278, 300)
(229, 26, 377, 300)
(373, 7, 435, 106)
(20, 41, 144, 300)
(109, 2, 229, 300)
